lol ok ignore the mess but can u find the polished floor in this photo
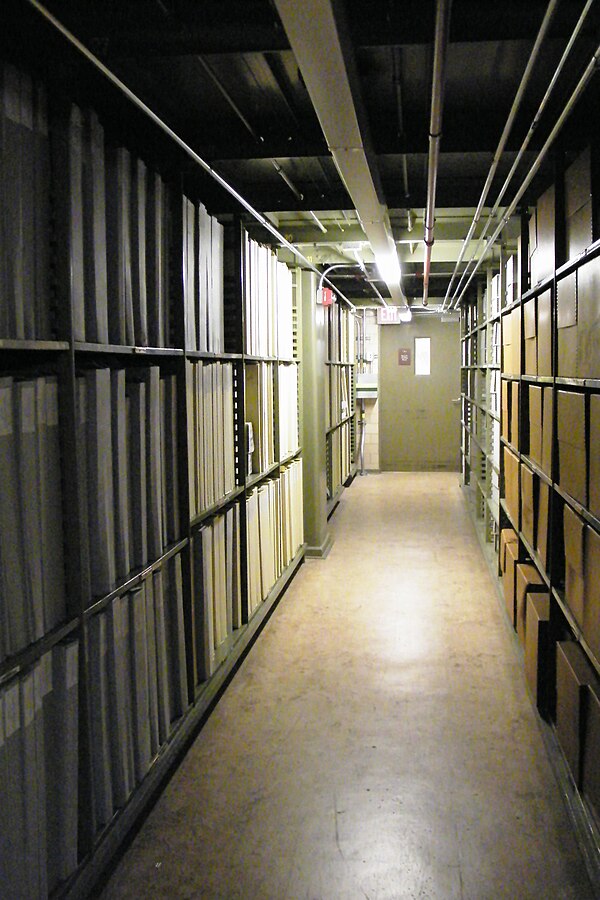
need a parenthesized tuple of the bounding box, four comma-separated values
(100, 473, 595, 899)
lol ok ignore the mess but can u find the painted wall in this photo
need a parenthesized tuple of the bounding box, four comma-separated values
(379, 317, 461, 471)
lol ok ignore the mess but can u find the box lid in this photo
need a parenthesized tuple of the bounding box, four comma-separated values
(564, 504, 585, 575)
(557, 390, 585, 448)
(524, 298, 537, 339)
(565, 146, 591, 219)
(527, 592, 550, 623)
(516, 562, 545, 593)
(557, 640, 597, 688)
(529, 208, 537, 254)
(500, 528, 518, 572)
(557, 272, 577, 330)
(577, 254, 600, 328)
(538, 289, 551, 334)
(520, 463, 534, 511)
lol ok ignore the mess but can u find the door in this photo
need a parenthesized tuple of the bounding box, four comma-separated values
(379, 317, 460, 471)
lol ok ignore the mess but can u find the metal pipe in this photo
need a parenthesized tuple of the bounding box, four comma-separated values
(394, 47, 410, 202)
(195, 55, 264, 145)
(309, 210, 328, 233)
(196, 58, 306, 204)
(422, 0, 452, 307)
(441, 0, 560, 310)
(445, 0, 595, 309)
(367, 279, 388, 307)
(23, 0, 355, 305)
(317, 264, 358, 310)
(271, 159, 304, 201)
(452, 39, 600, 308)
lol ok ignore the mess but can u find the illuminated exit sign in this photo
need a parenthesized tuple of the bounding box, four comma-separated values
(377, 306, 401, 324)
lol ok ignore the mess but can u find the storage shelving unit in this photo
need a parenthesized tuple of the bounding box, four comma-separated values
(0, 23, 304, 899)
(495, 143, 600, 882)
(460, 263, 505, 548)
(325, 300, 357, 518)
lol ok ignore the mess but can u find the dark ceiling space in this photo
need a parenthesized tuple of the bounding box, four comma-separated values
(4, 0, 600, 305)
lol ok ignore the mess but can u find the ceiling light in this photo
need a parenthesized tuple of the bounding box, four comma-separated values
(399, 307, 412, 323)
(375, 252, 401, 286)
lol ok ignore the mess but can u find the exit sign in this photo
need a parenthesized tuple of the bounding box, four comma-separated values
(377, 306, 401, 324)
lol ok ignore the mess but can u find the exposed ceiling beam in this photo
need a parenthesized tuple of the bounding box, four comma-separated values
(263, 219, 515, 245)
(193, 131, 545, 161)
(80, 1, 589, 57)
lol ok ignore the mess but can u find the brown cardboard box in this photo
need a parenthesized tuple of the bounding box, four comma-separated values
(502, 311, 513, 375)
(529, 385, 543, 466)
(567, 201, 593, 261)
(503, 539, 520, 627)
(530, 185, 555, 286)
(504, 446, 520, 529)
(565, 146, 591, 219)
(537, 289, 552, 376)
(511, 381, 519, 450)
(515, 563, 545, 644)
(564, 503, 585, 628)
(525, 593, 550, 711)
(557, 390, 587, 507)
(577, 254, 600, 378)
(506, 255, 518, 305)
(582, 686, 600, 821)
(542, 386, 553, 477)
(590, 394, 600, 521)
(501, 379, 510, 442)
(556, 641, 597, 786)
(511, 306, 522, 376)
(566, 146, 592, 262)
(536, 479, 550, 571)
(583, 525, 600, 664)
(529, 207, 537, 255)
(500, 527, 518, 574)
(524, 297, 537, 375)
(557, 272, 578, 378)
(520, 463, 535, 550)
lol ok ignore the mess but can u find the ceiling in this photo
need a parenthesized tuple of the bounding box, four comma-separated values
(5, 0, 600, 308)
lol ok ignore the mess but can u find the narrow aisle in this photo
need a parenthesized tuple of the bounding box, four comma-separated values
(101, 473, 593, 900)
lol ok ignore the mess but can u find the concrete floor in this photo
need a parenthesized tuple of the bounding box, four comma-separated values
(100, 473, 595, 899)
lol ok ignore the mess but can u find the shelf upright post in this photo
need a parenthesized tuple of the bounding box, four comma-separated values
(298, 269, 332, 557)
(169, 178, 196, 698)
(226, 217, 249, 622)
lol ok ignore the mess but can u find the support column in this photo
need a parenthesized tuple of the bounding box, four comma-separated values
(297, 268, 332, 557)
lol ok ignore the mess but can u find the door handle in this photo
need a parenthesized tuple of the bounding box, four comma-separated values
(451, 398, 461, 405)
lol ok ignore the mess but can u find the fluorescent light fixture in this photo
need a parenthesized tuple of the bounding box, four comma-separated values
(399, 307, 412, 322)
(375, 252, 401, 285)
